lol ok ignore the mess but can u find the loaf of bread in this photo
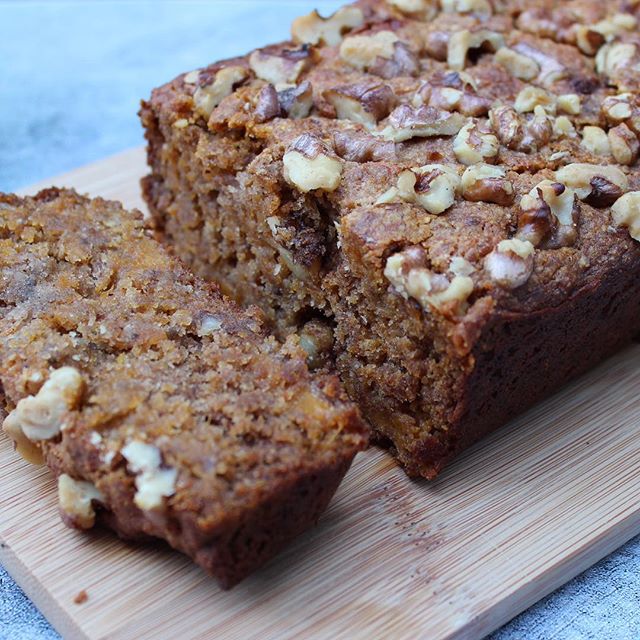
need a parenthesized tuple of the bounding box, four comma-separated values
(0, 189, 368, 587)
(141, 0, 640, 478)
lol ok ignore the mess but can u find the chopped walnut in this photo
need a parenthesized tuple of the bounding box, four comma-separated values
(339, 31, 399, 70)
(193, 66, 249, 118)
(484, 239, 535, 289)
(580, 126, 611, 156)
(324, 83, 396, 126)
(512, 43, 567, 87)
(514, 87, 555, 114)
(121, 441, 178, 511)
(555, 163, 628, 207)
(379, 104, 466, 142)
(384, 248, 474, 315)
(489, 105, 552, 152)
(441, 0, 492, 16)
(553, 115, 577, 138)
(461, 163, 514, 205)
(254, 84, 281, 122)
(596, 43, 637, 84)
(575, 27, 606, 56)
(291, 6, 364, 46)
(387, 0, 438, 20)
(453, 120, 499, 165)
(556, 94, 581, 115)
(283, 133, 343, 192)
(2, 367, 84, 465)
(517, 180, 577, 248)
(602, 93, 634, 124)
(377, 164, 461, 214)
(494, 47, 540, 81)
(278, 81, 314, 119)
(58, 474, 103, 530)
(427, 85, 492, 117)
(608, 123, 640, 165)
(369, 42, 421, 79)
(611, 191, 640, 241)
(447, 29, 504, 71)
(333, 129, 395, 162)
(248, 47, 312, 87)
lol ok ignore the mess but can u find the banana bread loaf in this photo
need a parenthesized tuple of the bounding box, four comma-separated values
(0, 188, 367, 587)
(140, 0, 640, 478)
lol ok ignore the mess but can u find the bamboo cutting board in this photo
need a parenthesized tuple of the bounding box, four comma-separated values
(3, 147, 640, 640)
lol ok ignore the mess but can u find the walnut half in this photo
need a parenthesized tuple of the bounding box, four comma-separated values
(291, 6, 364, 46)
(58, 474, 104, 530)
(484, 239, 535, 289)
(555, 164, 628, 207)
(379, 105, 466, 142)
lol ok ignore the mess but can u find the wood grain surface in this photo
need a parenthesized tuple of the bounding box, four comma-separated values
(3, 148, 640, 640)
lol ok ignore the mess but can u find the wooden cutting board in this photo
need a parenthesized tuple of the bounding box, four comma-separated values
(3, 147, 640, 640)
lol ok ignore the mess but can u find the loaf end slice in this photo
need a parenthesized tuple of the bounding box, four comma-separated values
(0, 188, 368, 587)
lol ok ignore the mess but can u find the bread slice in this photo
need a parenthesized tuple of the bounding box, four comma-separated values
(140, 0, 640, 478)
(0, 188, 368, 588)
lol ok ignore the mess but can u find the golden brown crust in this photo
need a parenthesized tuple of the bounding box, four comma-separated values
(142, 0, 640, 478)
(0, 189, 368, 586)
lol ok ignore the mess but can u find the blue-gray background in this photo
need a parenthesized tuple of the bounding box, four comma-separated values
(1, 1, 639, 638)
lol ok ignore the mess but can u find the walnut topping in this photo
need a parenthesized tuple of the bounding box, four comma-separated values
(447, 30, 504, 71)
(602, 93, 634, 124)
(122, 441, 178, 511)
(553, 115, 577, 138)
(596, 43, 637, 84)
(495, 47, 540, 81)
(387, 0, 438, 20)
(580, 126, 611, 156)
(193, 66, 249, 118)
(512, 43, 567, 87)
(380, 104, 466, 142)
(2, 367, 84, 465)
(278, 81, 314, 119)
(340, 31, 399, 70)
(248, 47, 312, 87)
(591, 13, 637, 40)
(291, 6, 364, 46)
(426, 85, 492, 117)
(183, 69, 200, 84)
(333, 130, 395, 162)
(441, 0, 492, 16)
(377, 164, 461, 214)
(489, 105, 552, 152)
(517, 180, 577, 248)
(608, 123, 640, 165)
(254, 84, 281, 122)
(369, 42, 420, 79)
(283, 134, 343, 192)
(325, 83, 396, 126)
(453, 120, 499, 165)
(575, 27, 606, 56)
(555, 163, 628, 206)
(611, 192, 640, 241)
(461, 164, 514, 205)
(58, 474, 103, 530)
(384, 248, 474, 315)
(514, 87, 555, 114)
(557, 94, 581, 115)
(485, 239, 535, 289)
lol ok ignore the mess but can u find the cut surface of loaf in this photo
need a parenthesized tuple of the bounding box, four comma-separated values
(141, 0, 640, 478)
(0, 188, 368, 588)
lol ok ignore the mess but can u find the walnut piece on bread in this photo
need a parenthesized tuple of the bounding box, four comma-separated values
(611, 192, 640, 241)
(283, 134, 343, 192)
(58, 474, 104, 530)
(291, 6, 364, 46)
(2, 367, 84, 465)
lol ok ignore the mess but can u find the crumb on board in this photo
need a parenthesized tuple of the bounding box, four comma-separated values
(73, 590, 88, 605)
